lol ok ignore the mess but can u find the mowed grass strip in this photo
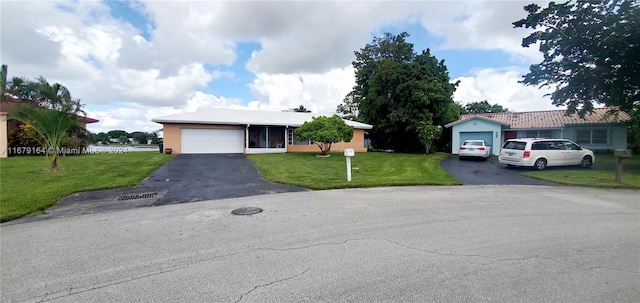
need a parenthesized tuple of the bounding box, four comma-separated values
(522, 170, 640, 189)
(247, 152, 461, 190)
(0, 152, 175, 222)
(522, 154, 640, 189)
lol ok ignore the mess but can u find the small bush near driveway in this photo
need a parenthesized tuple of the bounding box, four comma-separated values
(247, 152, 461, 190)
(0, 152, 175, 222)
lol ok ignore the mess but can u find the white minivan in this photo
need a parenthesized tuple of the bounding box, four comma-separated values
(498, 138, 595, 170)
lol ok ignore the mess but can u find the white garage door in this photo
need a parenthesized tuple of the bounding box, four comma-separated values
(181, 128, 243, 154)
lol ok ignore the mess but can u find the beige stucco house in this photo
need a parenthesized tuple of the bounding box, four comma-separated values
(152, 108, 373, 154)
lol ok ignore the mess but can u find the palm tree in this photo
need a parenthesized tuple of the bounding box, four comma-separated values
(9, 103, 80, 170)
(33, 77, 85, 116)
(3, 70, 88, 170)
(292, 104, 311, 113)
(1, 64, 7, 102)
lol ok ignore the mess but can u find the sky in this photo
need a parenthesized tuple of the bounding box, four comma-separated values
(0, 0, 561, 134)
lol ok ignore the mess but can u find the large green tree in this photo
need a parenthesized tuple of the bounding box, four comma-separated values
(462, 100, 509, 114)
(513, 0, 639, 116)
(338, 32, 458, 152)
(107, 130, 129, 141)
(294, 115, 354, 155)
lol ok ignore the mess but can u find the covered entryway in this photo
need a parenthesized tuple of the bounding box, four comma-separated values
(459, 132, 494, 154)
(181, 129, 243, 154)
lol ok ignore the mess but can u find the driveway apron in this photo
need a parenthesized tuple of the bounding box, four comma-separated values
(9, 154, 305, 224)
(143, 154, 306, 205)
(440, 155, 558, 185)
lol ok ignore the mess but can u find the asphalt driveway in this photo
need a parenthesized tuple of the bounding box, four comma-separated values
(440, 155, 558, 185)
(11, 154, 305, 223)
(143, 154, 306, 205)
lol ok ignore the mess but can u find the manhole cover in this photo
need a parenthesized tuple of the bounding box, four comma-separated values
(231, 207, 263, 216)
(118, 192, 158, 201)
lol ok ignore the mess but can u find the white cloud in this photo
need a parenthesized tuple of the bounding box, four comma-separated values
(111, 64, 216, 106)
(85, 91, 245, 133)
(417, 1, 547, 62)
(453, 67, 561, 112)
(247, 66, 355, 114)
(4, 0, 559, 135)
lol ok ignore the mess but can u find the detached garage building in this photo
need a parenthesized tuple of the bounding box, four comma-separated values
(445, 107, 630, 155)
(152, 108, 373, 154)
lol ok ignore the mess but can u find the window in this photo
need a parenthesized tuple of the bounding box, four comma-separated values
(524, 130, 552, 138)
(531, 142, 548, 150)
(576, 129, 608, 144)
(563, 141, 580, 150)
(502, 141, 526, 150)
(288, 128, 311, 145)
(249, 126, 285, 148)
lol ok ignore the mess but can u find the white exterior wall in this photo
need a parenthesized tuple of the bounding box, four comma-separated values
(451, 119, 503, 155)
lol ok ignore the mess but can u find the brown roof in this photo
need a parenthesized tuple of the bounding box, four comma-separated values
(445, 107, 631, 129)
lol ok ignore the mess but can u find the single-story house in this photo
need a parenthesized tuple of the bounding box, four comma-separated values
(151, 108, 373, 154)
(444, 107, 631, 155)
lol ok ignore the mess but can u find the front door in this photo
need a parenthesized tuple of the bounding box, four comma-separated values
(504, 131, 517, 142)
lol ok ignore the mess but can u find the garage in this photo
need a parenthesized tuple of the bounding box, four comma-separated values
(459, 131, 494, 154)
(181, 128, 243, 154)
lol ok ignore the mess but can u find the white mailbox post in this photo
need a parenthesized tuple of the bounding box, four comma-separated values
(344, 148, 355, 182)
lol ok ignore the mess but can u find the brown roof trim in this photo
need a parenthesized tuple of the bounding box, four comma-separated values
(79, 116, 99, 124)
(444, 115, 510, 128)
(445, 107, 631, 129)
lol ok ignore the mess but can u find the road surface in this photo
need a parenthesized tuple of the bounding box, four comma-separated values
(2, 185, 639, 302)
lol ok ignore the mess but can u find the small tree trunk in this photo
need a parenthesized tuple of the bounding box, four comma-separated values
(316, 142, 326, 155)
(424, 142, 432, 155)
(51, 152, 58, 171)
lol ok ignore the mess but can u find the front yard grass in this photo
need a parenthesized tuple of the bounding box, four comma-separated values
(247, 152, 461, 190)
(521, 154, 640, 189)
(0, 152, 174, 222)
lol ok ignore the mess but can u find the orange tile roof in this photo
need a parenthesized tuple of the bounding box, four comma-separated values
(445, 107, 631, 129)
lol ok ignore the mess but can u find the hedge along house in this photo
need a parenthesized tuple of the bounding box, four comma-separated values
(152, 108, 373, 155)
(444, 107, 631, 156)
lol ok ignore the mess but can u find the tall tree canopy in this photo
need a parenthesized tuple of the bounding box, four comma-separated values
(513, 0, 639, 116)
(462, 100, 509, 114)
(338, 32, 458, 152)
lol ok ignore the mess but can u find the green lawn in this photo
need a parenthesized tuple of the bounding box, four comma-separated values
(591, 153, 640, 166)
(247, 152, 461, 190)
(0, 152, 174, 222)
(521, 154, 640, 189)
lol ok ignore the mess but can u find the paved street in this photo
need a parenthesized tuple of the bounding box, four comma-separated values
(2, 185, 639, 302)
